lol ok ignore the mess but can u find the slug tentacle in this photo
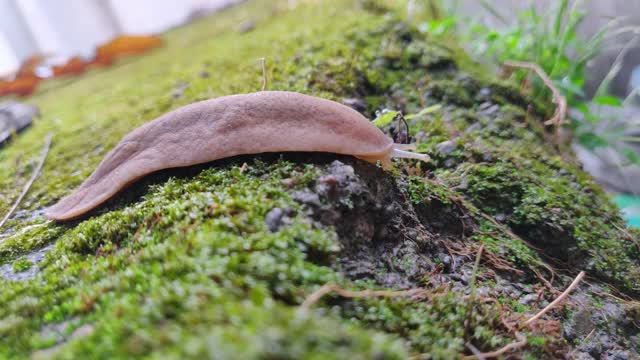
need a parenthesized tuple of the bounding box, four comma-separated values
(47, 91, 429, 221)
(391, 143, 417, 151)
(390, 145, 430, 162)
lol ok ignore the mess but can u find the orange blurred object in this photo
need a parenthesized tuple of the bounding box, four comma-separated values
(1, 35, 163, 98)
(53, 56, 89, 77)
(15, 55, 46, 78)
(92, 35, 163, 66)
(0, 55, 45, 97)
(0, 76, 41, 97)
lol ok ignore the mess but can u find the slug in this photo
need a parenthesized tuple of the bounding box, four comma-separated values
(47, 91, 429, 221)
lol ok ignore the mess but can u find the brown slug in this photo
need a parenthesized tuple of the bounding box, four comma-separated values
(47, 91, 428, 221)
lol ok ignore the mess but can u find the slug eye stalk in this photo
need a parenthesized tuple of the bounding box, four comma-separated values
(390, 144, 430, 162)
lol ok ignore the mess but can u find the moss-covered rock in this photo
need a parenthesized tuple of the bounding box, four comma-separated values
(0, 0, 638, 358)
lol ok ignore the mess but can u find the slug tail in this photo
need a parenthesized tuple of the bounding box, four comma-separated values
(47, 187, 94, 221)
(46, 141, 143, 221)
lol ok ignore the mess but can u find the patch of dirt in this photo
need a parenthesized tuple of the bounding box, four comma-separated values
(292, 157, 465, 288)
(564, 284, 640, 360)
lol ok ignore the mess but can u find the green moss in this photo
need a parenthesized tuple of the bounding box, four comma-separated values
(0, 225, 63, 265)
(12, 258, 33, 273)
(424, 79, 474, 107)
(340, 288, 507, 359)
(1, 159, 410, 358)
(457, 152, 639, 290)
(404, 59, 639, 292)
(407, 176, 456, 206)
(0, 2, 415, 358)
(464, 162, 527, 213)
(0, 0, 637, 358)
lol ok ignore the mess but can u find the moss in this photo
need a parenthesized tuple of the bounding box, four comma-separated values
(457, 152, 639, 290)
(2, 159, 409, 358)
(407, 177, 456, 206)
(407, 60, 639, 292)
(0, 225, 63, 265)
(424, 79, 475, 107)
(0, 0, 637, 358)
(339, 288, 508, 359)
(464, 162, 527, 214)
(12, 258, 33, 273)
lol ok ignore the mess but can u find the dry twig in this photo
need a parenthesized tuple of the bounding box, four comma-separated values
(611, 222, 640, 252)
(465, 343, 485, 359)
(481, 271, 584, 359)
(448, 241, 524, 276)
(503, 60, 567, 143)
(476, 211, 557, 286)
(525, 271, 585, 326)
(0, 133, 53, 231)
(464, 244, 485, 340)
(463, 332, 527, 359)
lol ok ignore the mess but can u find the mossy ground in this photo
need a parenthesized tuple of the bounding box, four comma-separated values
(0, 0, 638, 359)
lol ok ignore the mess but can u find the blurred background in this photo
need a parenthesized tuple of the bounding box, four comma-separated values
(1, 0, 639, 96)
(0, 0, 240, 77)
(451, 0, 640, 226)
(456, 0, 640, 99)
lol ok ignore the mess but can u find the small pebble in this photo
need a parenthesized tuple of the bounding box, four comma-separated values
(436, 140, 456, 155)
(238, 20, 256, 33)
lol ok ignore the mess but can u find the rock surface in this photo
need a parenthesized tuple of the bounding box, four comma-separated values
(0, 101, 39, 146)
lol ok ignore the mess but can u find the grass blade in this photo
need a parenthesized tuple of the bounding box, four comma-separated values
(477, 0, 509, 25)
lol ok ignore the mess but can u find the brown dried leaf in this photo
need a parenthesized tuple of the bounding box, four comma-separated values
(0, 76, 41, 97)
(53, 56, 89, 77)
(92, 35, 163, 66)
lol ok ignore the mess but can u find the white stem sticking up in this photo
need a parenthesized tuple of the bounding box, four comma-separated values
(259, 57, 267, 91)
(0, 133, 53, 231)
(390, 145, 430, 163)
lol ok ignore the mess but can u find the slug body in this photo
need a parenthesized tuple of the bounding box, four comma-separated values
(47, 91, 428, 221)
